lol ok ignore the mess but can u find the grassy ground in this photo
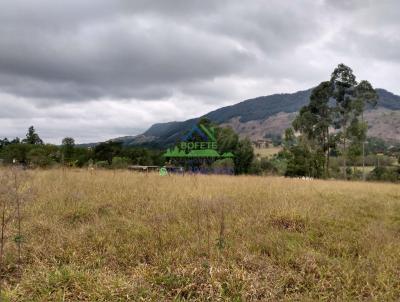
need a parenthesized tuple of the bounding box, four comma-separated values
(352, 166, 376, 173)
(1, 169, 400, 301)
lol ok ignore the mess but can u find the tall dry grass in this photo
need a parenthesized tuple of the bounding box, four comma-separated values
(1, 168, 400, 301)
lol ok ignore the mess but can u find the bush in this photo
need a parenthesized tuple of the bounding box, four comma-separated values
(261, 157, 279, 174)
(111, 157, 131, 169)
(27, 148, 54, 168)
(367, 166, 400, 182)
(250, 157, 280, 175)
(95, 161, 109, 168)
(284, 145, 325, 178)
(211, 158, 234, 174)
(249, 159, 262, 175)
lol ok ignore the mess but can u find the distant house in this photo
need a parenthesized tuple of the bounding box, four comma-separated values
(252, 139, 272, 149)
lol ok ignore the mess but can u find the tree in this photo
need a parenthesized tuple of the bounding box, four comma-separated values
(234, 138, 254, 174)
(353, 80, 378, 179)
(212, 158, 235, 174)
(330, 64, 358, 178)
(283, 128, 296, 149)
(293, 81, 332, 177)
(73, 147, 93, 167)
(330, 67, 379, 179)
(10, 137, 20, 144)
(61, 137, 75, 163)
(283, 135, 325, 178)
(1, 144, 31, 164)
(27, 147, 53, 167)
(22, 126, 43, 145)
(216, 127, 239, 155)
(111, 157, 131, 169)
(285, 64, 377, 179)
(94, 141, 123, 164)
(285, 144, 311, 177)
(121, 147, 155, 165)
(0, 138, 10, 149)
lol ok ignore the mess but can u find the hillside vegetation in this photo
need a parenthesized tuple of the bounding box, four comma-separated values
(121, 88, 400, 147)
(1, 169, 400, 301)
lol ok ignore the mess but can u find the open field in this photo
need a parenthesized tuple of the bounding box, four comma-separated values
(1, 169, 400, 301)
(352, 166, 376, 174)
(254, 147, 282, 158)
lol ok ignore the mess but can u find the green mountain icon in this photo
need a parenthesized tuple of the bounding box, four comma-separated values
(163, 147, 231, 158)
(163, 146, 187, 157)
(187, 149, 221, 157)
(221, 152, 234, 158)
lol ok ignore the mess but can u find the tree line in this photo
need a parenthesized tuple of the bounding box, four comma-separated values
(0, 126, 163, 168)
(0, 123, 255, 174)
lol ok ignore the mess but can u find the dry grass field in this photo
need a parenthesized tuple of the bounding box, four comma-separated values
(1, 169, 400, 301)
(254, 147, 282, 158)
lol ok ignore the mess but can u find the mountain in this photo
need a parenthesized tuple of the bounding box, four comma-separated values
(114, 88, 400, 147)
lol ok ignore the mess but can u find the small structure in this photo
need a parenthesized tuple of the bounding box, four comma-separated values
(252, 139, 272, 149)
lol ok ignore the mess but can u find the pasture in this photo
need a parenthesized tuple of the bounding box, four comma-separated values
(254, 146, 282, 158)
(1, 169, 400, 301)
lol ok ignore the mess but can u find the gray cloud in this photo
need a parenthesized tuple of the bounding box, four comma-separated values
(0, 0, 400, 142)
(0, 1, 254, 102)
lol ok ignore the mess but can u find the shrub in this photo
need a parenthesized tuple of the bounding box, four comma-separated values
(249, 159, 262, 175)
(250, 157, 279, 175)
(95, 161, 109, 168)
(368, 166, 400, 182)
(27, 148, 54, 168)
(111, 157, 131, 169)
(211, 158, 234, 174)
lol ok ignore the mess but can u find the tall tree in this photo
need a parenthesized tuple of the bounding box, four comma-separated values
(234, 137, 254, 174)
(287, 64, 377, 179)
(293, 81, 332, 177)
(330, 64, 358, 178)
(94, 141, 123, 164)
(22, 126, 43, 145)
(283, 128, 296, 149)
(61, 137, 75, 163)
(353, 80, 378, 179)
(216, 127, 239, 155)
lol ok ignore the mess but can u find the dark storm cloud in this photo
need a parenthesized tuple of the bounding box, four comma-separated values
(0, 0, 324, 103)
(0, 0, 399, 142)
(0, 0, 253, 102)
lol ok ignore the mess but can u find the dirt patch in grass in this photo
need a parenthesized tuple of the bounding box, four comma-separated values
(269, 215, 307, 232)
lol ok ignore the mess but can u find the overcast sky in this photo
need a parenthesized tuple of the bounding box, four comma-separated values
(0, 0, 399, 143)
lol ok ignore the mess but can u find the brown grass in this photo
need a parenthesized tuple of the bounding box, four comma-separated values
(254, 147, 282, 158)
(1, 169, 400, 301)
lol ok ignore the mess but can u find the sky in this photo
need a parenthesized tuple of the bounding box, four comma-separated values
(0, 0, 399, 143)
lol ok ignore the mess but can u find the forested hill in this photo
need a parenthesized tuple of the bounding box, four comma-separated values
(374, 89, 400, 110)
(114, 88, 400, 147)
(205, 89, 313, 123)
